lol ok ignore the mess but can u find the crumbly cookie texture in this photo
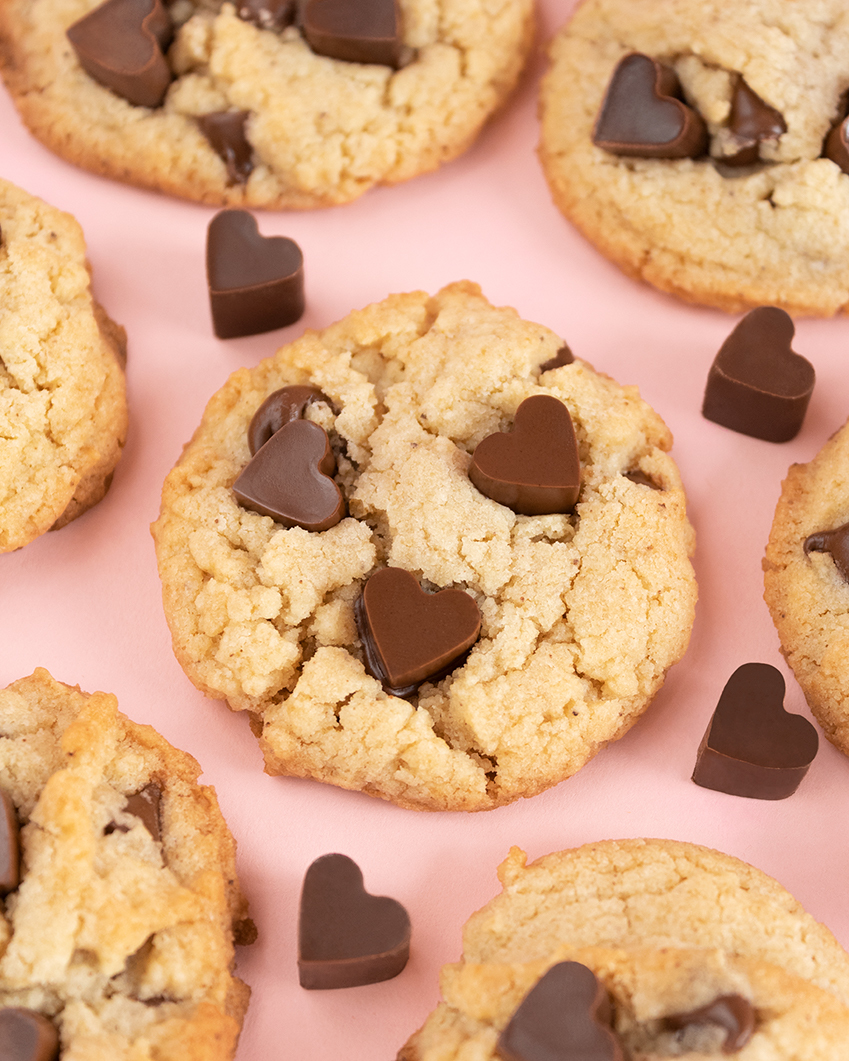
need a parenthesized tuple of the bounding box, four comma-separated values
(0, 668, 252, 1061)
(152, 282, 696, 811)
(538, 0, 849, 315)
(399, 946, 849, 1060)
(764, 418, 849, 758)
(0, 0, 533, 208)
(460, 839, 849, 1004)
(0, 178, 127, 553)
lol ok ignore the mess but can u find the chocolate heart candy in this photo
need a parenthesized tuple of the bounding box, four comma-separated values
(233, 419, 345, 531)
(300, 0, 409, 68)
(298, 853, 410, 989)
(592, 53, 707, 159)
(197, 112, 254, 185)
(66, 0, 173, 109)
(702, 307, 815, 442)
(721, 76, 786, 167)
(0, 789, 19, 895)
(0, 1009, 59, 1061)
(666, 994, 755, 1054)
(248, 385, 329, 455)
(355, 567, 481, 696)
(692, 662, 818, 800)
(206, 210, 305, 339)
(469, 395, 580, 515)
(497, 962, 624, 1061)
(805, 521, 849, 581)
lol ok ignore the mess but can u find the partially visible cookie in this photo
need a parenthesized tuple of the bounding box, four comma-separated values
(763, 418, 849, 758)
(0, 668, 252, 1060)
(152, 282, 696, 811)
(538, 0, 849, 315)
(0, 0, 534, 209)
(0, 179, 127, 553)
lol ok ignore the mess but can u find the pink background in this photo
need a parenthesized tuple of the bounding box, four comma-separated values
(5, 1, 849, 1056)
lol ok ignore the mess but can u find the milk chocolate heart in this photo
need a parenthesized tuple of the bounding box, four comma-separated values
(702, 307, 815, 442)
(722, 76, 786, 166)
(248, 385, 329, 455)
(666, 995, 755, 1053)
(692, 663, 818, 800)
(592, 53, 707, 159)
(206, 210, 305, 339)
(805, 521, 849, 581)
(355, 567, 481, 696)
(197, 112, 254, 185)
(0, 1009, 59, 1061)
(0, 790, 19, 895)
(66, 0, 173, 108)
(233, 419, 345, 531)
(497, 962, 624, 1061)
(300, 0, 409, 68)
(469, 395, 580, 515)
(298, 853, 411, 989)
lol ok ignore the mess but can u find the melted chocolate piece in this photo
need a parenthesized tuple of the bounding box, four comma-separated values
(237, 0, 295, 30)
(355, 567, 481, 696)
(824, 94, 849, 174)
(105, 783, 162, 841)
(248, 385, 329, 455)
(298, 853, 410, 989)
(0, 790, 19, 896)
(206, 210, 305, 339)
(66, 0, 173, 108)
(233, 419, 345, 530)
(539, 344, 574, 372)
(624, 470, 661, 490)
(300, 0, 410, 69)
(805, 521, 849, 581)
(497, 962, 624, 1061)
(722, 76, 786, 167)
(0, 1009, 59, 1061)
(197, 112, 254, 184)
(469, 395, 581, 516)
(666, 994, 756, 1054)
(692, 663, 818, 800)
(593, 53, 707, 159)
(702, 307, 814, 442)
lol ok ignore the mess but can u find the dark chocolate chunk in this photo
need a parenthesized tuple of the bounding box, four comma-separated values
(721, 76, 786, 167)
(298, 852, 410, 989)
(237, 0, 295, 30)
(105, 783, 162, 841)
(0, 1009, 59, 1061)
(825, 117, 849, 173)
(66, 0, 173, 108)
(702, 307, 814, 442)
(539, 344, 574, 372)
(0, 790, 19, 896)
(206, 209, 305, 339)
(666, 994, 756, 1054)
(469, 395, 581, 516)
(592, 53, 707, 159)
(197, 112, 254, 185)
(233, 419, 345, 530)
(300, 0, 410, 69)
(497, 962, 624, 1061)
(355, 567, 481, 696)
(692, 662, 818, 800)
(248, 385, 329, 455)
(233, 917, 259, 946)
(624, 470, 661, 490)
(805, 521, 849, 581)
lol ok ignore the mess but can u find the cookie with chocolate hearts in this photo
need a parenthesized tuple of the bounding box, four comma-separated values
(152, 282, 696, 811)
(0, 669, 253, 1060)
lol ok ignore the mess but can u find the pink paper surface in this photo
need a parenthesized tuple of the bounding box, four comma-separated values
(4, 2, 849, 1057)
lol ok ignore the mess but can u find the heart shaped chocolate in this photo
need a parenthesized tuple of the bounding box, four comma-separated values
(0, 790, 19, 896)
(233, 419, 345, 531)
(722, 76, 786, 167)
(197, 112, 254, 185)
(666, 995, 755, 1053)
(692, 663, 818, 800)
(298, 853, 410, 989)
(0, 1009, 59, 1061)
(497, 962, 624, 1061)
(66, 0, 173, 108)
(469, 395, 580, 515)
(300, 0, 408, 68)
(355, 567, 481, 696)
(206, 210, 305, 339)
(702, 307, 815, 442)
(592, 53, 707, 159)
(805, 521, 849, 581)
(248, 385, 329, 455)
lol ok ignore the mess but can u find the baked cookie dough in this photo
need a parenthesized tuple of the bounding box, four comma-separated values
(0, 668, 252, 1060)
(152, 282, 697, 811)
(538, 0, 849, 315)
(764, 418, 849, 758)
(0, 0, 533, 209)
(0, 178, 127, 553)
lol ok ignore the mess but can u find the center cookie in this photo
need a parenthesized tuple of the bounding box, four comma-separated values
(152, 283, 696, 811)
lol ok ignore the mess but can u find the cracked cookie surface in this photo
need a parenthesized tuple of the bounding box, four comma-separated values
(539, 0, 849, 315)
(0, 178, 127, 553)
(152, 282, 696, 811)
(0, 668, 252, 1061)
(0, 0, 533, 208)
